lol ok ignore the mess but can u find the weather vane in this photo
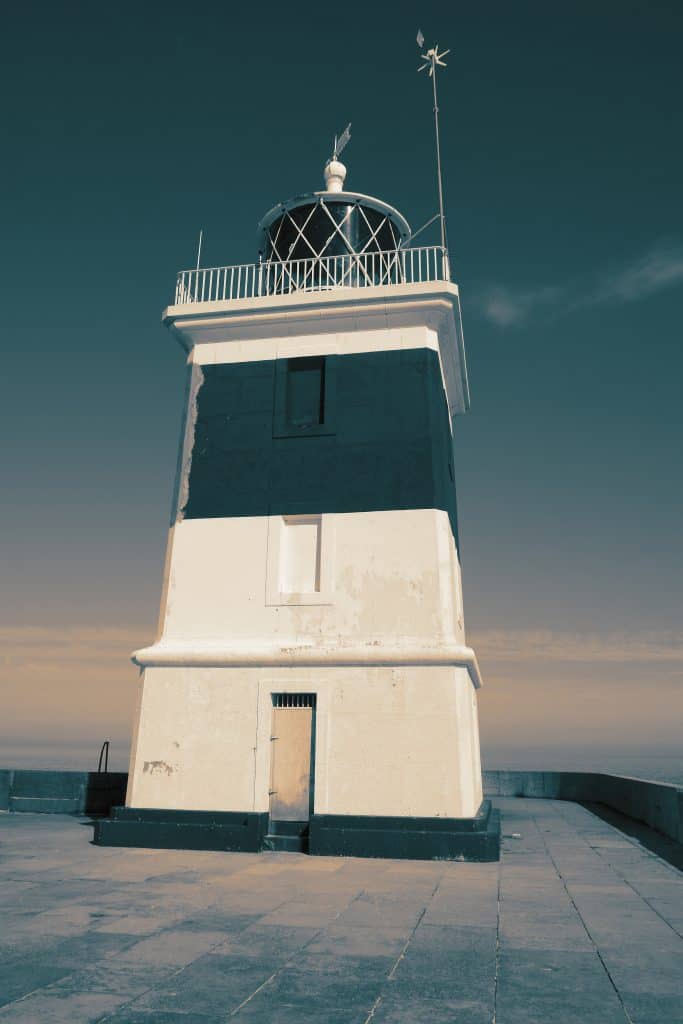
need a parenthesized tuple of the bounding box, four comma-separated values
(415, 30, 450, 254)
(331, 122, 352, 163)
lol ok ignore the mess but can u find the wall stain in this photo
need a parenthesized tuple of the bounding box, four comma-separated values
(142, 760, 176, 776)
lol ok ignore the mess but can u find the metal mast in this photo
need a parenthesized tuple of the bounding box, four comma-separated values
(417, 33, 451, 255)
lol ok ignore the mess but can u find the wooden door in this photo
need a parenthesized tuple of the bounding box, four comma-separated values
(269, 702, 314, 822)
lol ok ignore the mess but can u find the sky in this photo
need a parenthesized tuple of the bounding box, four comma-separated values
(1, 1, 681, 777)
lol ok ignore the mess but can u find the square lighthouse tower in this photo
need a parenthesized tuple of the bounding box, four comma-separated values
(97, 155, 499, 860)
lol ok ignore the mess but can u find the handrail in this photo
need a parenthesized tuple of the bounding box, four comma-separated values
(173, 245, 450, 306)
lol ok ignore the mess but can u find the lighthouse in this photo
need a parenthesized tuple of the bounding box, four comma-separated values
(97, 151, 499, 861)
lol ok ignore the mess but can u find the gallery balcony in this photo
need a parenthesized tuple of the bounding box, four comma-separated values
(172, 245, 451, 308)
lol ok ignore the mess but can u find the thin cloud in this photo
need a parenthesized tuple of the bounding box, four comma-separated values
(0, 625, 150, 748)
(478, 241, 683, 327)
(591, 244, 683, 304)
(0, 625, 151, 671)
(2, 624, 681, 671)
(480, 286, 563, 327)
(470, 627, 683, 664)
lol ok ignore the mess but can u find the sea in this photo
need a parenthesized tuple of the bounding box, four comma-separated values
(2, 742, 682, 787)
(482, 746, 683, 787)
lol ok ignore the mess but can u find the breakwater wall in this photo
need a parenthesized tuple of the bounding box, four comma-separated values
(0, 769, 127, 816)
(483, 770, 683, 846)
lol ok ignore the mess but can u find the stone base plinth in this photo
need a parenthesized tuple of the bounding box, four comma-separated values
(309, 801, 500, 861)
(94, 806, 268, 852)
(94, 801, 500, 861)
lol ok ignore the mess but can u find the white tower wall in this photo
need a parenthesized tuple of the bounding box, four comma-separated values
(127, 283, 485, 827)
(126, 665, 482, 817)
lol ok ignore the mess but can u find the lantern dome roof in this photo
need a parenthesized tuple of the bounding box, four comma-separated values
(257, 159, 410, 264)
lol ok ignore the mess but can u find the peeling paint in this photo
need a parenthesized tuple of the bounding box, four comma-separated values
(176, 364, 204, 522)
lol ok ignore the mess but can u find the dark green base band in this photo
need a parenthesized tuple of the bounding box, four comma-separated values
(94, 802, 500, 861)
(93, 807, 269, 852)
(309, 802, 500, 862)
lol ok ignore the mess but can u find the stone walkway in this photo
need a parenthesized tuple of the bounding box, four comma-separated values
(0, 799, 681, 1023)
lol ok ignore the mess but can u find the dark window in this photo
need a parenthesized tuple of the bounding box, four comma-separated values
(285, 356, 325, 429)
(273, 354, 335, 439)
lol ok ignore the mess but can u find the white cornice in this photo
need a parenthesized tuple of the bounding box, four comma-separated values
(163, 280, 459, 331)
(132, 639, 483, 689)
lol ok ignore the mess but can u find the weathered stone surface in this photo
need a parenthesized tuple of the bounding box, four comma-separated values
(0, 798, 681, 1022)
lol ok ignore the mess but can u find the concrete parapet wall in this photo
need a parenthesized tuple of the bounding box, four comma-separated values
(0, 770, 128, 816)
(3, 768, 681, 850)
(591, 774, 683, 846)
(483, 770, 683, 846)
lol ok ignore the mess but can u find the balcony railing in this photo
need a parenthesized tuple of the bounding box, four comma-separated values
(173, 245, 450, 306)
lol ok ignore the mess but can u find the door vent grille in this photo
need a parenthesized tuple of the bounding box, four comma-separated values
(272, 693, 316, 709)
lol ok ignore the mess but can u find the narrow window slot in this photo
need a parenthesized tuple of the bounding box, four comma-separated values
(279, 514, 322, 594)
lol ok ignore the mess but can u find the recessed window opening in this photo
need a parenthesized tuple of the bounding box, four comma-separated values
(279, 514, 322, 594)
(286, 356, 325, 429)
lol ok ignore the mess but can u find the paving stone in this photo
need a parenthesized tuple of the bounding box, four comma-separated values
(0, 931, 54, 963)
(209, 923, 320, 959)
(409, 923, 497, 955)
(646, 898, 683, 932)
(94, 913, 178, 936)
(128, 954, 276, 1014)
(258, 903, 349, 928)
(499, 906, 591, 953)
(618, 990, 683, 1024)
(601, 954, 683, 997)
(227, 965, 381, 1020)
(46, 962, 178, 998)
(96, 1011, 223, 1023)
(304, 922, 408, 958)
(286, 952, 395, 980)
(0, 991, 126, 1022)
(0, 929, 138, 967)
(0, 959, 74, 1008)
(335, 896, 424, 929)
(370, 992, 492, 1023)
(495, 947, 628, 1024)
(387, 947, 496, 1003)
(113, 929, 227, 968)
(423, 890, 499, 929)
(49, 930, 142, 965)
(227, 993, 371, 1023)
(168, 910, 261, 934)
(0, 883, 38, 907)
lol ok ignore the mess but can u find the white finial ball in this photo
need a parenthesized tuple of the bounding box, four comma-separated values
(324, 159, 347, 193)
